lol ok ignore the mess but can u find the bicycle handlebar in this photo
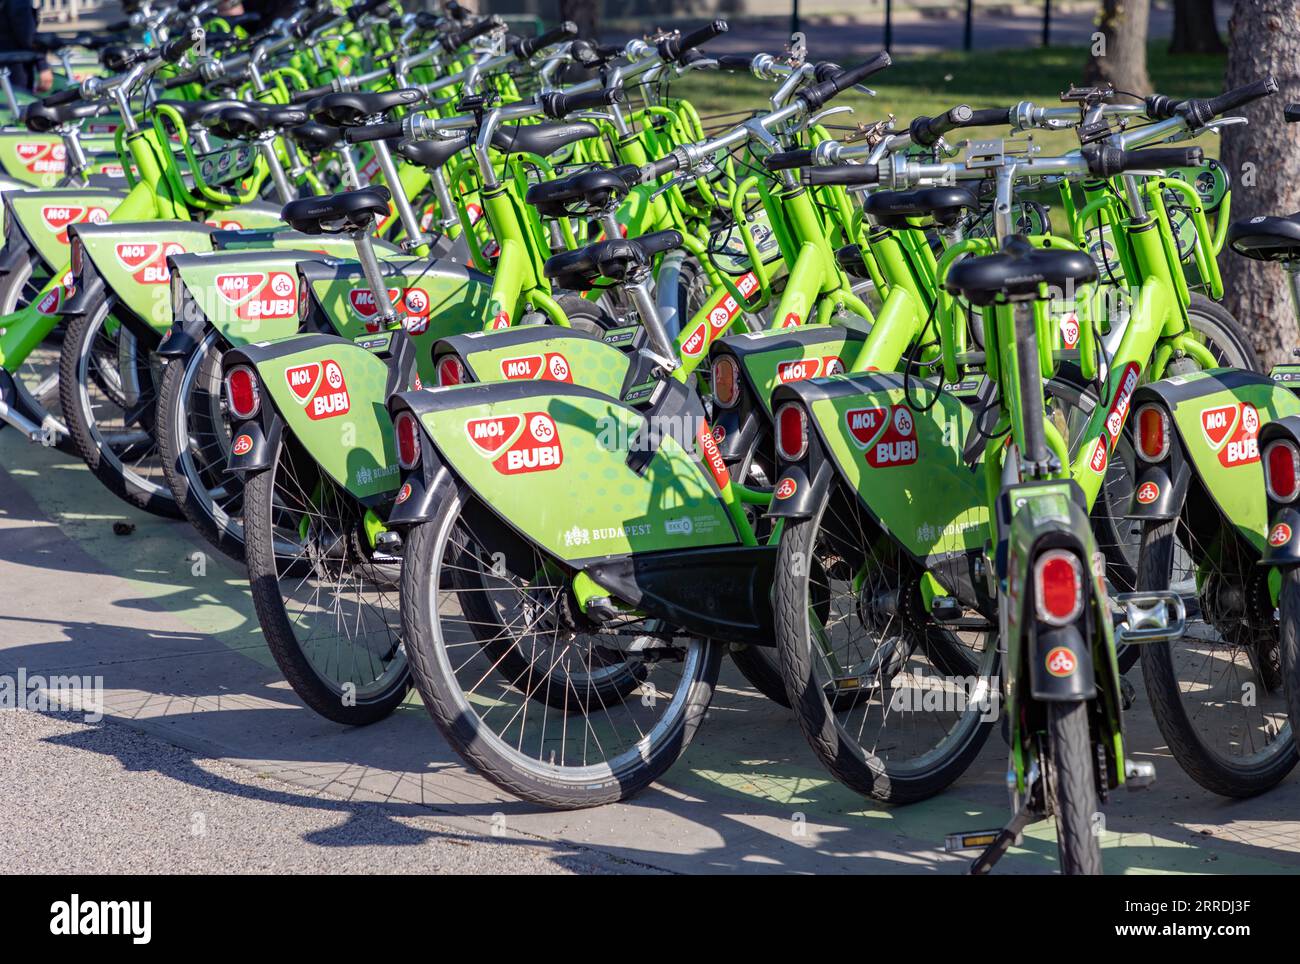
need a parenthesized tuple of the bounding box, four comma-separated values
(1147, 76, 1277, 129)
(346, 0, 390, 24)
(796, 51, 890, 111)
(1082, 144, 1203, 178)
(802, 163, 880, 186)
(656, 20, 727, 64)
(539, 85, 622, 119)
(513, 21, 577, 58)
(161, 28, 202, 64)
(763, 148, 812, 171)
(345, 119, 404, 143)
(441, 14, 503, 51)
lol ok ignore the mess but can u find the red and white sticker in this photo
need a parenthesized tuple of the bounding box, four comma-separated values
(499, 352, 572, 383)
(1046, 646, 1077, 677)
(775, 477, 797, 500)
(465, 412, 562, 475)
(702, 272, 758, 338)
(491, 310, 510, 331)
(1201, 401, 1260, 468)
(40, 204, 108, 244)
(285, 361, 322, 403)
(777, 357, 821, 383)
(214, 271, 296, 321)
(114, 240, 185, 285)
(1089, 436, 1108, 474)
(1269, 522, 1292, 547)
(1136, 480, 1160, 504)
(35, 287, 61, 315)
(1104, 361, 1141, 447)
(395, 481, 412, 504)
(303, 359, 350, 420)
(680, 320, 708, 358)
(1059, 311, 1080, 350)
(845, 404, 918, 468)
(781, 312, 801, 329)
(231, 434, 253, 456)
(16, 142, 64, 175)
(696, 420, 731, 489)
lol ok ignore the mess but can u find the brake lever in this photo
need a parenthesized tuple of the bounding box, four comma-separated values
(807, 105, 853, 127)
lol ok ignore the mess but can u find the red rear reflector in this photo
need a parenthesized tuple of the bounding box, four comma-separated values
(1134, 404, 1170, 462)
(1264, 440, 1300, 503)
(436, 355, 464, 387)
(713, 354, 741, 409)
(394, 410, 421, 470)
(1034, 549, 1083, 626)
(224, 365, 259, 420)
(775, 402, 808, 462)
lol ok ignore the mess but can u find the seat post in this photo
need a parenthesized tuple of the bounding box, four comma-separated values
(624, 271, 678, 372)
(366, 116, 428, 250)
(0, 69, 18, 119)
(257, 135, 297, 205)
(351, 223, 399, 329)
(1286, 262, 1300, 344)
(61, 125, 89, 181)
(427, 168, 458, 231)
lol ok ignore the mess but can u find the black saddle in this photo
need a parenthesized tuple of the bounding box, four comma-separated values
(395, 135, 469, 171)
(285, 121, 341, 152)
(491, 120, 598, 158)
(154, 99, 245, 128)
(281, 185, 391, 234)
(0, 51, 43, 67)
(307, 88, 423, 127)
(544, 229, 682, 290)
(1228, 214, 1300, 263)
(526, 164, 639, 217)
(945, 236, 1098, 305)
(864, 187, 980, 228)
(205, 104, 308, 140)
(23, 100, 99, 132)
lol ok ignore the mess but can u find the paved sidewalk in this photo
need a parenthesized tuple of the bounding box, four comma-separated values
(1, 404, 1298, 874)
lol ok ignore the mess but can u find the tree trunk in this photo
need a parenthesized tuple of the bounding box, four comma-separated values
(1169, 0, 1227, 54)
(1220, 0, 1300, 369)
(559, 0, 599, 40)
(1084, 0, 1153, 96)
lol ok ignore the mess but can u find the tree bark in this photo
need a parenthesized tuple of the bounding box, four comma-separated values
(1169, 0, 1227, 54)
(559, 0, 599, 40)
(1084, 0, 1153, 96)
(1220, 0, 1300, 369)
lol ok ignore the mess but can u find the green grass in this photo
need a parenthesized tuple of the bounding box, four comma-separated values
(674, 42, 1229, 158)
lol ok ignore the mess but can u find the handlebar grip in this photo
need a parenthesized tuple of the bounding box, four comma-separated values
(1206, 76, 1278, 118)
(764, 148, 812, 171)
(161, 28, 203, 65)
(965, 106, 1012, 127)
(796, 50, 891, 111)
(714, 53, 755, 71)
(910, 105, 972, 147)
(1084, 144, 1203, 177)
(444, 14, 504, 51)
(39, 84, 84, 107)
(346, 0, 390, 23)
(1171, 75, 1278, 130)
(646, 153, 680, 180)
(516, 21, 577, 58)
(345, 119, 405, 143)
(1286, 104, 1300, 124)
(657, 19, 727, 63)
(295, 8, 336, 38)
(540, 85, 622, 119)
(802, 163, 880, 187)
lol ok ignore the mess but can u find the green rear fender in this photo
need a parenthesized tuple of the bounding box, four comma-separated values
(228, 333, 401, 501)
(435, 325, 634, 400)
(171, 248, 320, 348)
(715, 324, 871, 415)
(1132, 368, 1300, 551)
(5, 187, 125, 270)
(391, 379, 740, 563)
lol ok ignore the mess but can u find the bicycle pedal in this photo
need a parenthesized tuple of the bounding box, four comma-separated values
(944, 829, 1004, 853)
(1124, 758, 1156, 789)
(374, 531, 402, 554)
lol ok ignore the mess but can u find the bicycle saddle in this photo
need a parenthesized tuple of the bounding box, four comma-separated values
(1228, 214, 1300, 262)
(543, 229, 683, 290)
(944, 236, 1098, 305)
(205, 104, 308, 140)
(307, 88, 423, 127)
(396, 135, 470, 171)
(0, 51, 43, 67)
(285, 121, 341, 152)
(154, 99, 245, 127)
(526, 164, 639, 217)
(490, 120, 598, 158)
(281, 185, 391, 235)
(23, 100, 99, 132)
(864, 187, 979, 228)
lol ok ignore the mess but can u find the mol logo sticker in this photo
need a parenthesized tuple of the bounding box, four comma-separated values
(1089, 436, 1108, 474)
(465, 412, 563, 475)
(285, 361, 322, 403)
(15, 142, 65, 175)
(1046, 646, 1077, 677)
(214, 272, 296, 321)
(680, 320, 708, 358)
(35, 287, 61, 315)
(499, 352, 573, 383)
(39, 204, 109, 244)
(845, 404, 918, 468)
(776, 355, 845, 384)
(1201, 402, 1260, 467)
(114, 241, 186, 284)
